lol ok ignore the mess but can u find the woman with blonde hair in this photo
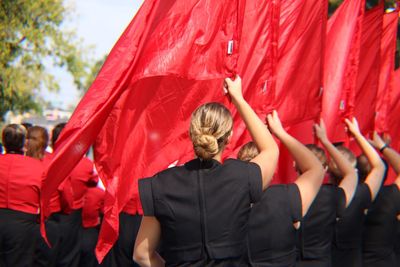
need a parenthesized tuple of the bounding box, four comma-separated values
(134, 76, 279, 267)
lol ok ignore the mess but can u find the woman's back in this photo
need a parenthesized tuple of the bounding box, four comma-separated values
(362, 184, 400, 267)
(248, 184, 301, 267)
(139, 158, 262, 266)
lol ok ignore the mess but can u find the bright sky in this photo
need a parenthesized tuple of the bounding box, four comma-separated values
(40, 0, 144, 110)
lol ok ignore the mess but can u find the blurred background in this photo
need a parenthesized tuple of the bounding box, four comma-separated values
(0, 0, 398, 132)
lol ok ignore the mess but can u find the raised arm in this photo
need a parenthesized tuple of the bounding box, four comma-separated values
(345, 119, 385, 200)
(225, 76, 279, 190)
(267, 111, 324, 217)
(369, 132, 400, 188)
(315, 119, 357, 207)
(133, 216, 165, 267)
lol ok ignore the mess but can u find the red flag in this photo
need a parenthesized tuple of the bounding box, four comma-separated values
(322, 0, 365, 142)
(385, 68, 400, 184)
(41, 0, 281, 262)
(350, 3, 384, 134)
(375, 9, 399, 133)
(228, 0, 281, 156)
(275, 0, 327, 126)
(271, 0, 327, 184)
(389, 69, 400, 151)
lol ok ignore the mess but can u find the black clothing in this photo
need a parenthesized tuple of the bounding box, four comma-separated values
(139, 158, 262, 266)
(362, 184, 400, 267)
(0, 208, 38, 267)
(248, 184, 302, 267)
(55, 209, 83, 267)
(79, 226, 115, 267)
(296, 184, 346, 267)
(332, 183, 371, 267)
(113, 213, 141, 267)
(33, 216, 61, 267)
(395, 220, 400, 265)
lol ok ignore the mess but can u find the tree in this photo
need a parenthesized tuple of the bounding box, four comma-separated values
(83, 55, 107, 95)
(0, 0, 90, 120)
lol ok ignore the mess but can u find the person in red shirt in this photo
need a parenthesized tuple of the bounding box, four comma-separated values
(49, 123, 98, 267)
(0, 124, 44, 267)
(25, 125, 66, 267)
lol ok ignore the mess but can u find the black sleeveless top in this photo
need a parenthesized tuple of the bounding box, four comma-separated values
(395, 220, 400, 266)
(362, 184, 400, 267)
(248, 183, 301, 267)
(139, 158, 262, 267)
(296, 184, 346, 266)
(332, 183, 371, 267)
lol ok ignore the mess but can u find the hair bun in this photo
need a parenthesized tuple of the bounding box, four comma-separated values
(193, 134, 219, 160)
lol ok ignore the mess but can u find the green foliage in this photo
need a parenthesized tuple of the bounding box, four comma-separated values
(83, 55, 107, 94)
(0, 0, 90, 120)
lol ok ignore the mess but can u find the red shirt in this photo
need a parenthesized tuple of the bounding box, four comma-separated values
(82, 187, 105, 228)
(42, 154, 74, 214)
(0, 154, 44, 214)
(69, 157, 99, 210)
(122, 194, 142, 215)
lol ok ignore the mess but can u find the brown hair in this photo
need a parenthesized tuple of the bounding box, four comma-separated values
(51, 123, 66, 149)
(2, 124, 26, 153)
(189, 102, 233, 160)
(357, 154, 371, 183)
(26, 126, 49, 160)
(306, 144, 327, 168)
(335, 145, 356, 166)
(238, 141, 259, 162)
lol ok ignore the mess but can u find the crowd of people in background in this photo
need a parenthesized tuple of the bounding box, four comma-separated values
(0, 123, 141, 267)
(0, 76, 400, 267)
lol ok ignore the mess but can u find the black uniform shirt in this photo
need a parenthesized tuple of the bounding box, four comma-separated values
(363, 184, 400, 266)
(248, 183, 302, 267)
(139, 158, 262, 266)
(334, 183, 372, 249)
(297, 184, 346, 262)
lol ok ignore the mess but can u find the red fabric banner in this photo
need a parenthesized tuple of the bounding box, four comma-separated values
(389, 69, 400, 150)
(386, 68, 400, 184)
(350, 3, 384, 134)
(272, 0, 327, 184)
(275, 0, 327, 126)
(322, 0, 365, 143)
(228, 0, 280, 157)
(41, 0, 282, 262)
(375, 10, 399, 133)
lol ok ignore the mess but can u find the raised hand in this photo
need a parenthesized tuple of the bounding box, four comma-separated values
(224, 76, 243, 104)
(314, 119, 328, 144)
(344, 117, 361, 136)
(266, 110, 285, 137)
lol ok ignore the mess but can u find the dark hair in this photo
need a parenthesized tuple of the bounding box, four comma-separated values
(306, 144, 327, 168)
(2, 124, 26, 153)
(357, 154, 388, 184)
(51, 123, 67, 149)
(26, 126, 49, 160)
(21, 122, 33, 130)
